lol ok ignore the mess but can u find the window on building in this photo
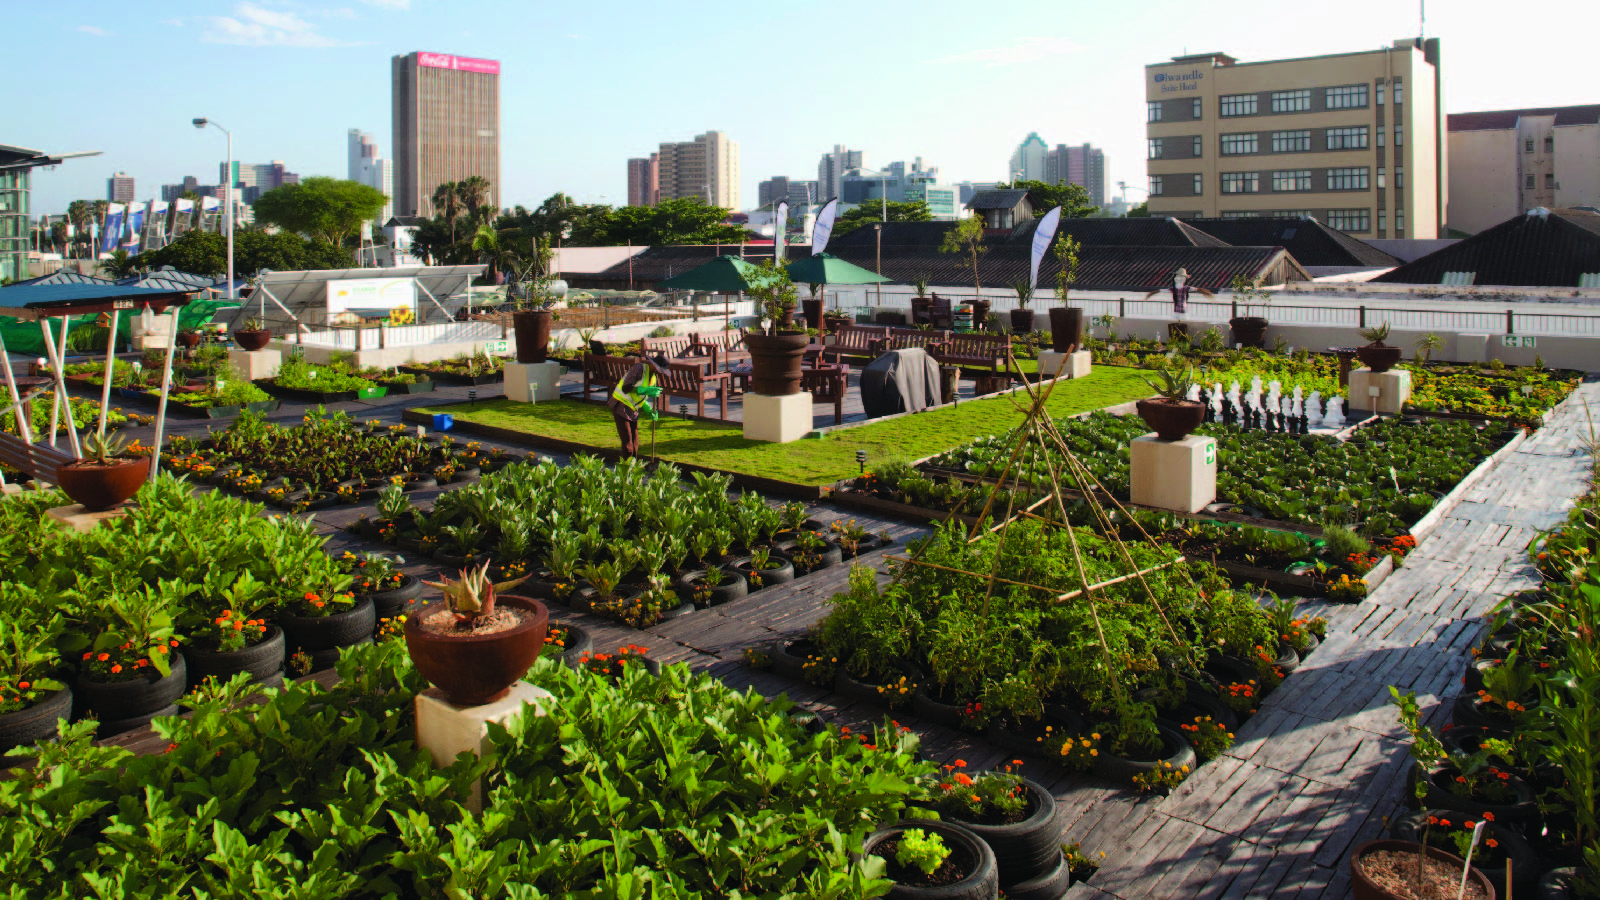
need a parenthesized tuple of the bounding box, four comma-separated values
(1525, 139, 1535, 153)
(1394, 127, 1403, 146)
(1377, 167, 1386, 188)
(1148, 138, 1164, 160)
(1377, 83, 1386, 106)
(1579, 273, 1600, 288)
(1378, 128, 1386, 148)
(1327, 167, 1370, 191)
(1526, 174, 1536, 189)
(1192, 98, 1202, 119)
(1378, 210, 1387, 233)
(1221, 172, 1260, 194)
(1395, 210, 1405, 235)
(1220, 133, 1259, 155)
(1148, 101, 1163, 123)
(1150, 175, 1165, 196)
(1545, 135, 1554, 152)
(1219, 211, 1262, 219)
(1271, 89, 1312, 113)
(1220, 94, 1258, 117)
(1192, 137, 1203, 157)
(1274, 210, 1313, 217)
(1270, 130, 1312, 153)
(1546, 173, 1556, 189)
(1193, 174, 1203, 195)
(1396, 167, 1404, 188)
(1326, 126, 1370, 150)
(1272, 170, 1312, 192)
(1326, 209, 1371, 232)
(1325, 85, 1369, 109)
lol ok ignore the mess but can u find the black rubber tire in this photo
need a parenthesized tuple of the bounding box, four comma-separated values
(95, 702, 181, 739)
(775, 540, 843, 572)
(861, 819, 1000, 900)
(1273, 642, 1299, 675)
(1091, 724, 1197, 785)
(74, 653, 187, 727)
(361, 575, 424, 620)
(947, 779, 1063, 887)
(306, 637, 374, 673)
(912, 683, 969, 730)
(986, 707, 1086, 756)
(1173, 678, 1239, 732)
(1449, 694, 1518, 733)
(278, 597, 377, 654)
(677, 571, 747, 607)
(1296, 633, 1320, 659)
(1388, 808, 1540, 897)
(789, 705, 830, 735)
(0, 688, 72, 756)
(1537, 868, 1588, 900)
(834, 668, 910, 707)
(571, 587, 642, 614)
(768, 637, 821, 682)
(1404, 764, 1540, 822)
(731, 557, 796, 589)
(1001, 851, 1072, 900)
(400, 473, 438, 492)
(658, 600, 696, 621)
(1463, 658, 1501, 695)
(184, 626, 287, 690)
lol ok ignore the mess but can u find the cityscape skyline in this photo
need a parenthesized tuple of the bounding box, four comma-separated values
(10, 0, 1594, 220)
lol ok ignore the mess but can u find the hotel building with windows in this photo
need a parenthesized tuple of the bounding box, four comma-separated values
(1144, 40, 1444, 238)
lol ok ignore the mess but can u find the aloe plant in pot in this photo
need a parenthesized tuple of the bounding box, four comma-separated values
(1136, 363, 1205, 440)
(404, 562, 547, 706)
(58, 431, 149, 512)
(1357, 323, 1403, 373)
(743, 258, 809, 396)
(233, 317, 272, 352)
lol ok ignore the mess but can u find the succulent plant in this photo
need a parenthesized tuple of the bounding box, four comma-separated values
(1359, 323, 1392, 346)
(1142, 363, 1196, 402)
(82, 431, 130, 465)
(423, 561, 530, 623)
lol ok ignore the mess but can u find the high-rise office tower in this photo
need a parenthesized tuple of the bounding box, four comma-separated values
(817, 145, 865, 201)
(627, 154, 660, 206)
(107, 172, 135, 203)
(657, 131, 740, 209)
(1009, 133, 1049, 182)
(392, 51, 502, 218)
(1045, 144, 1108, 207)
(348, 129, 395, 223)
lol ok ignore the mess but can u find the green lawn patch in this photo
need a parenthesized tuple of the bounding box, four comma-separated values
(417, 367, 1151, 486)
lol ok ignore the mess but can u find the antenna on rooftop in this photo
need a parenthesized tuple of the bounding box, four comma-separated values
(1420, 0, 1426, 41)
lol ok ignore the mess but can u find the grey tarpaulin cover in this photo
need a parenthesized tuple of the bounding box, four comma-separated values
(859, 348, 943, 418)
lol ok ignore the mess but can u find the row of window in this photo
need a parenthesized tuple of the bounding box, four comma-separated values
(1525, 136, 1555, 153)
(1207, 209, 1406, 235)
(1526, 173, 1558, 189)
(1149, 82, 1404, 122)
(1150, 166, 1403, 195)
(1149, 125, 1404, 159)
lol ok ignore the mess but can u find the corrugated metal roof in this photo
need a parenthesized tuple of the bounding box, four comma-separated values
(1182, 216, 1401, 267)
(1448, 104, 1600, 132)
(0, 283, 195, 315)
(828, 217, 1230, 251)
(592, 245, 812, 282)
(966, 189, 1030, 210)
(117, 268, 219, 289)
(6, 271, 114, 287)
(1372, 208, 1600, 287)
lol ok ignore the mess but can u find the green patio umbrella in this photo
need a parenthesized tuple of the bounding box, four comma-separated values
(655, 256, 775, 292)
(784, 252, 891, 285)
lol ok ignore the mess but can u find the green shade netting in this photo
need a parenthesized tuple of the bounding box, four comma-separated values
(0, 301, 239, 357)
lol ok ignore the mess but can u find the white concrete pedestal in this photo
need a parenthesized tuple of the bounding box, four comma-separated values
(227, 349, 282, 381)
(1348, 368, 1412, 415)
(46, 503, 129, 533)
(504, 361, 564, 403)
(742, 391, 813, 443)
(415, 681, 551, 814)
(1038, 350, 1092, 379)
(1130, 434, 1217, 514)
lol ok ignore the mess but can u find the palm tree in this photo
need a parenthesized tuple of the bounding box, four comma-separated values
(471, 223, 521, 285)
(432, 181, 462, 242)
(457, 176, 492, 223)
(98, 249, 141, 280)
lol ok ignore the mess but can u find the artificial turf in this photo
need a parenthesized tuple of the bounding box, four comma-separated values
(417, 367, 1152, 486)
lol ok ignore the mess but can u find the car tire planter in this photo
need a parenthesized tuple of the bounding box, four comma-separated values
(1356, 344, 1403, 373)
(1349, 840, 1496, 900)
(1092, 724, 1197, 785)
(360, 575, 425, 620)
(1134, 399, 1205, 441)
(551, 622, 594, 667)
(0, 688, 73, 756)
(775, 539, 843, 573)
(833, 668, 914, 706)
(768, 637, 823, 682)
(730, 556, 795, 588)
(861, 819, 999, 900)
(570, 587, 642, 614)
(912, 683, 969, 730)
(1273, 641, 1300, 675)
(1388, 809, 1538, 898)
(278, 596, 377, 659)
(945, 778, 1063, 888)
(183, 626, 287, 691)
(999, 851, 1072, 900)
(1404, 764, 1539, 823)
(56, 458, 150, 512)
(1537, 868, 1588, 900)
(986, 706, 1086, 755)
(74, 653, 188, 738)
(403, 595, 549, 706)
(677, 570, 747, 606)
(1449, 694, 1518, 734)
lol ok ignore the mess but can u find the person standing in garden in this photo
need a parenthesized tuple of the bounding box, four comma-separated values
(608, 353, 667, 458)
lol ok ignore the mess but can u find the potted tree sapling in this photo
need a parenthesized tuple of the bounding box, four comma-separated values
(511, 243, 559, 364)
(404, 561, 548, 705)
(233, 317, 272, 352)
(1227, 275, 1271, 349)
(910, 276, 932, 325)
(1008, 280, 1036, 334)
(743, 259, 809, 396)
(1357, 323, 1403, 373)
(1048, 234, 1085, 354)
(57, 431, 149, 512)
(1136, 363, 1205, 440)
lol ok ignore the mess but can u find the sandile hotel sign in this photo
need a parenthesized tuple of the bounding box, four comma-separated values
(417, 52, 500, 75)
(1152, 68, 1204, 93)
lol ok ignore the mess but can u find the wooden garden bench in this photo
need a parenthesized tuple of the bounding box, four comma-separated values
(639, 335, 694, 359)
(821, 324, 891, 366)
(933, 333, 1012, 375)
(0, 432, 74, 486)
(581, 354, 637, 403)
(657, 362, 731, 420)
(883, 327, 951, 355)
(802, 366, 849, 425)
(689, 331, 751, 370)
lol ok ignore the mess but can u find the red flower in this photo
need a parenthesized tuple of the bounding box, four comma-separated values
(97, 653, 109, 662)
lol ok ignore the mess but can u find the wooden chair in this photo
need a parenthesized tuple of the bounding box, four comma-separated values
(802, 366, 849, 426)
(689, 331, 751, 370)
(639, 335, 694, 358)
(581, 354, 637, 403)
(821, 324, 891, 366)
(927, 298, 955, 329)
(656, 361, 731, 420)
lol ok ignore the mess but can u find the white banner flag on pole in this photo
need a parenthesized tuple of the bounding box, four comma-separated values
(171, 199, 194, 238)
(1029, 205, 1064, 290)
(200, 196, 221, 233)
(811, 198, 839, 256)
(774, 201, 789, 263)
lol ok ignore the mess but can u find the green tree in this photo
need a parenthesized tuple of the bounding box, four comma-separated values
(251, 177, 389, 246)
(573, 198, 746, 246)
(496, 193, 609, 249)
(1126, 201, 1150, 218)
(133, 230, 352, 277)
(994, 180, 1098, 218)
(432, 181, 463, 243)
(471, 223, 522, 284)
(456, 176, 493, 224)
(939, 216, 988, 291)
(830, 200, 934, 238)
(98, 249, 141, 280)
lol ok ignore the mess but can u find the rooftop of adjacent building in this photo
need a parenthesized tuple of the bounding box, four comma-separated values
(1150, 38, 1436, 70)
(1448, 104, 1600, 132)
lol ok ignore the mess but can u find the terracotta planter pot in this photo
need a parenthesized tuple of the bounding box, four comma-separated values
(234, 329, 272, 351)
(1136, 398, 1206, 441)
(176, 332, 202, 350)
(744, 331, 810, 396)
(1009, 309, 1035, 334)
(1357, 344, 1403, 373)
(1229, 316, 1269, 349)
(403, 595, 548, 705)
(57, 458, 149, 511)
(511, 310, 553, 364)
(970, 299, 992, 331)
(1048, 306, 1083, 353)
(802, 297, 824, 332)
(1350, 839, 1497, 900)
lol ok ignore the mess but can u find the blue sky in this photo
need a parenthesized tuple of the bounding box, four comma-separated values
(12, 0, 1595, 218)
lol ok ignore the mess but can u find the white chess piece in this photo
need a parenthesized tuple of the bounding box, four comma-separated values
(1323, 396, 1345, 428)
(1187, 385, 1201, 402)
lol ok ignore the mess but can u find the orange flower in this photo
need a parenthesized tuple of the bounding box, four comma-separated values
(953, 759, 967, 767)
(97, 653, 109, 662)
(1482, 812, 1495, 821)
(954, 773, 974, 786)
(110, 665, 122, 674)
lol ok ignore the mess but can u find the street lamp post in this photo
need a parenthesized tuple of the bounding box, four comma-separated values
(192, 118, 234, 302)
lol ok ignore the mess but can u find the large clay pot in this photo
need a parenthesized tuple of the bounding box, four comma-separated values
(1229, 316, 1269, 349)
(1357, 344, 1403, 373)
(402, 595, 548, 705)
(1136, 398, 1206, 441)
(176, 332, 202, 350)
(233, 329, 271, 351)
(744, 331, 810, 395)
(970, 299, 992, 332)
(511, 310, 553, 364)
(802, 297, 824, 332)
(1048, 306, 1083, 353)
(57, 458, 149, 511)
(1349, 839, 1497, 900)
(1009, 309, 1035, 334)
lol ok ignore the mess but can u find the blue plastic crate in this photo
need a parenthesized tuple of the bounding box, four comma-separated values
(431, 413, 454, 432)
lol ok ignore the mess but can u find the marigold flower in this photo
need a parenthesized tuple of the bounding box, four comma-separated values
(110, 665, 122, 674)
(97, 653, 109, 661)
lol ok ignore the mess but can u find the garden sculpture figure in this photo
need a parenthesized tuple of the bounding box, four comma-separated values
(1141, 267, 1215, 322)
(608, 353, 667, 459)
